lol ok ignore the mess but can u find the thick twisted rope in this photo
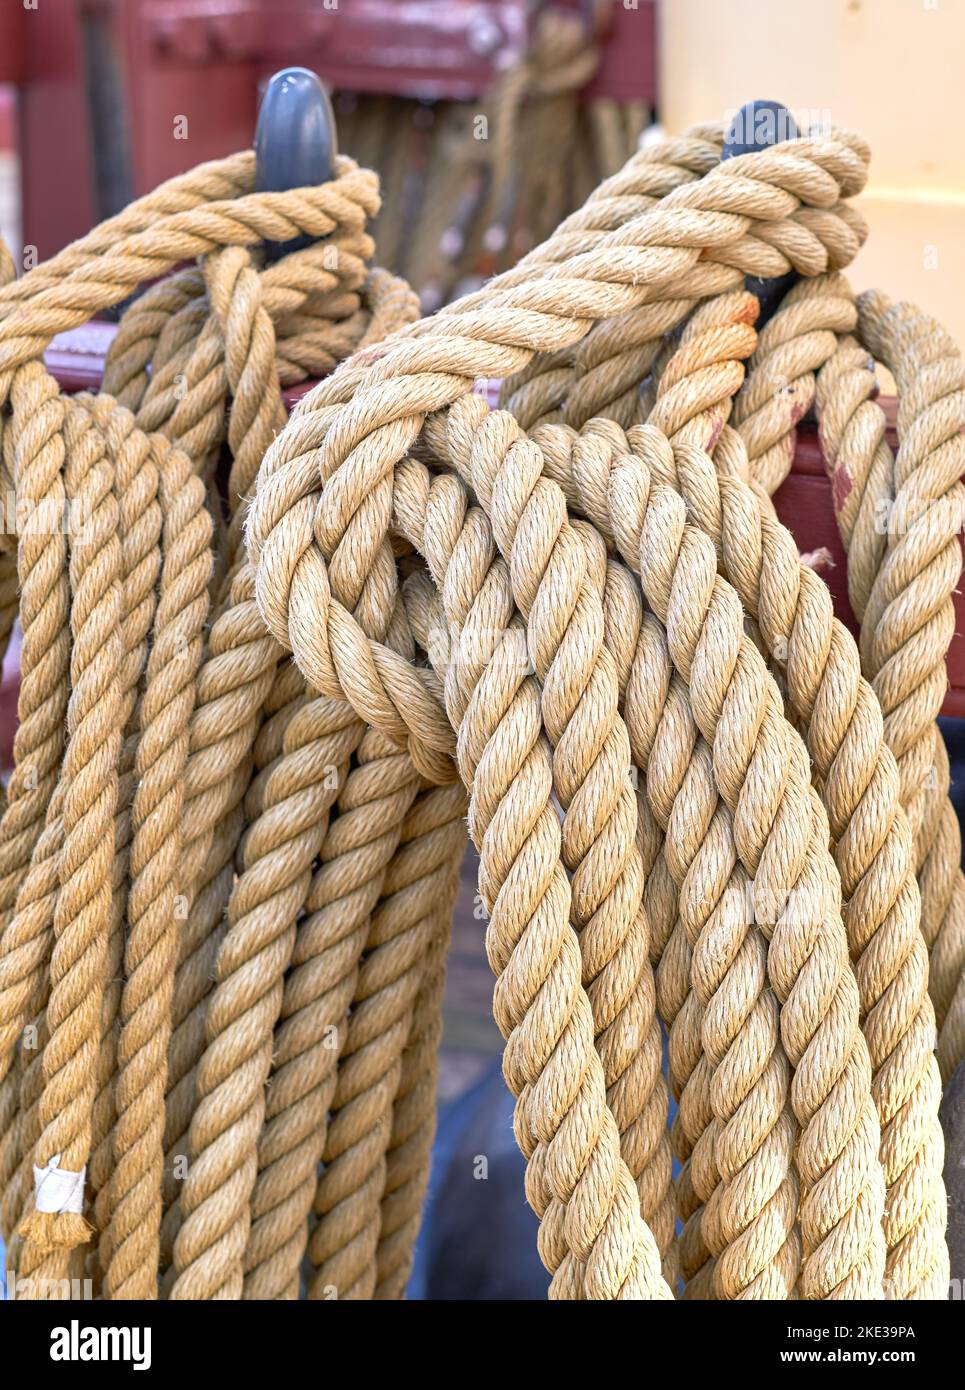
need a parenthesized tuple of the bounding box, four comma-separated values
(433, 394, 889, 1301)
(0, 154, 423, 1292)
(814, 296, 965, 1082)
(0, 117, 960, 1303)
(17, 399, 122, 1268)
(575, 280, 947, 1299)
(105, 424, 212, 1298)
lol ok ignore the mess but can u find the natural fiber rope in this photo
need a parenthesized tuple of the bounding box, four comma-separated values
(722, 272, 965, 1085)
(243, 122, 962, 1301)
(623, 285, 947, 1299)
(494, 125, 963, 1072)
(0, 116, 960, 1301)
(814, 292, 965, 1081)
(0, 153, 426, 1296)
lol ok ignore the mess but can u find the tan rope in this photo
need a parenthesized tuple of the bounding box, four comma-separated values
(242, 723, 400, 1299)
(815, 294, 965, 1082)
(372, 785, 467, 1297)
(681, 265, 965, 1289)
(0, 115, 960, 1303)
(307, 775, 465, 1300)
(85, 398, 162, 1289)
(105, 424, 212, 1298)
(241, 125, 912, 1295)
(629, 285, 949, 1300)
(0, 154, 420, 1293)
(497, 132, 956, 1298)
(17, 397, 122, 1270)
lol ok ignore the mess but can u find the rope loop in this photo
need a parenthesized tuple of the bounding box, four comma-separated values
(0, 114, 959, 1302)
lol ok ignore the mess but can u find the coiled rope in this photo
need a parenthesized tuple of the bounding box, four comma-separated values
(0, 120, 961, 1301)
(0, 153, 429, 1299)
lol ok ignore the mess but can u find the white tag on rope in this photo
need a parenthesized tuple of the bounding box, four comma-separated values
(32, 1154, 86, 1215)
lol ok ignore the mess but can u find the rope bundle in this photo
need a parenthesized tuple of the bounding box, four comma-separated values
(0, 154, 434, 1299)
(0, 117, 961, 1301)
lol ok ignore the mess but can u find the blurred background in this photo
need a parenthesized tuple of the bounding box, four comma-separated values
(0, 0, 962, 1299)
(1, 1, 962, 337)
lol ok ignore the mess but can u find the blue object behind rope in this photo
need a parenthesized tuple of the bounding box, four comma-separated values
(722, 99, 800, 328)
(255, 67, 337, 261)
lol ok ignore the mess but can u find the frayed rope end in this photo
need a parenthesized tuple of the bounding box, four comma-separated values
(17, 1208, 92, 1254)
(17, 1155, 91, 1253)
(800, 546, 834, 573)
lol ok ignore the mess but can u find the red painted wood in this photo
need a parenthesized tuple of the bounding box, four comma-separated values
(0, 3, 26, 84)
(17, 0, 96, 262)
(582, 1, 657, 107)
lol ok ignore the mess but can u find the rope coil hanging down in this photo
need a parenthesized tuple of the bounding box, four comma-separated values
(0, 119, 960, 1301)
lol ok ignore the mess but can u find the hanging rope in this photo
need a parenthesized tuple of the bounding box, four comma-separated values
(0, 153, 427, 1299)
(0, 118, 960, 1302)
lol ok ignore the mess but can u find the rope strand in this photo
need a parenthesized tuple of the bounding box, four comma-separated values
(0, 117, 958, 1302)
